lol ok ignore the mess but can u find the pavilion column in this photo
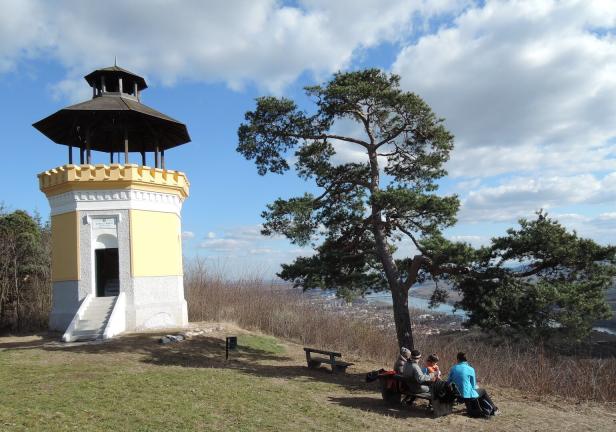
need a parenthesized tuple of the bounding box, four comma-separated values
(68, 145, 73, 164)
(124, 129, 129, 164)
(79, 143, 84, 164)
(110, 151, 114, 164)
(141, 151, 146, 166)
(161, 149, 165, 170)
(86, 129, 91, 164)
(155, 143, 160, 169)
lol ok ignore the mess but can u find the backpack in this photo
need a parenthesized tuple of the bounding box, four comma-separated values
(365, 368, 387, 383)
(465, 395, 495, 418)
(433, 381, 461, 404)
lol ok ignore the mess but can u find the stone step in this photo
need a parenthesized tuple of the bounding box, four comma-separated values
(83, 308, 113, 315)
(73, 296, 117, 340)
(71, 329, 103, 341)
(76, 320, 106, 331)
(89, 297, 117, 305)
(84, 314, 112, 319)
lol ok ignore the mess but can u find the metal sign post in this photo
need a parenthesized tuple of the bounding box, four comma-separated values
(225, 336, 237, 360)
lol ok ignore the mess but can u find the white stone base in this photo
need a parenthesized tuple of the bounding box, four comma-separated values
(49, 280, 85, 332)
(126, 275, 188, 331)
(49, 276, 188, 333)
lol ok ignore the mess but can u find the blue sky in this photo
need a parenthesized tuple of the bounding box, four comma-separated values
(1, 0, 615, 277)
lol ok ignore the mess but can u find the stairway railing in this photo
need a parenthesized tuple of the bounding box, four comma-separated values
(103, 292, 126, 339)
(62, 294, 93, 342)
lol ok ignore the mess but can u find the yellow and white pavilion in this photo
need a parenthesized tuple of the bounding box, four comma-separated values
(33, 65, 191, 341)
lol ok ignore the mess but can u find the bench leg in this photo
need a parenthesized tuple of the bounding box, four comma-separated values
(333, 364, 348, 373)
(308, 360, 322, 369)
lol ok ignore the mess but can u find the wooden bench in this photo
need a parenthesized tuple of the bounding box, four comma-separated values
(303, 347, 354, 373)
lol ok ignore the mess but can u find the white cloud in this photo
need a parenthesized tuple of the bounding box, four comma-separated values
(459, 171, 616, 222)
(0, 0, 48, 73)
(49, 78, 92, 103)
(392, 0, 616, 178)
(249, 248, 276, 255)
(199, 238, 247, 253)
(198, 224, 274, 254)
(447, 234, 487, 247)
(554, 212, 616, 245)
(454, 178, 482, 191)
(181, 231, 195, 240)
(0, 0, 468, 98)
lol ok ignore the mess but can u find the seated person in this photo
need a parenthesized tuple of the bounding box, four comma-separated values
(423, 353, 442, 379)
(447, 351, 499, 416)
(402, 349, 435, 394)
(393, 347, 411, 374)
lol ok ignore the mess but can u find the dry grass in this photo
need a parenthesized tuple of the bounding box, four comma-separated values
(185, 260, 616, 403)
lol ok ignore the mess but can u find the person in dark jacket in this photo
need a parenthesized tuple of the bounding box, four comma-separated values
(402, 349, 435, 393)
(447, 351, 499, 416)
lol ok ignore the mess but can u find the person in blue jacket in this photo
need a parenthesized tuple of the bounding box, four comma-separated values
(447, 351, 499, 415)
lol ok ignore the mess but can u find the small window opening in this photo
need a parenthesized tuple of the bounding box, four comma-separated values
(106, 77, 119, 93)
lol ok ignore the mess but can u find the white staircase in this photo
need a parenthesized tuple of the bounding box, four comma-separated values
(68, 296, 117, 341)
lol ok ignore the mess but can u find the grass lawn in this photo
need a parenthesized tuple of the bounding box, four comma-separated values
(1, 324, 614, 432)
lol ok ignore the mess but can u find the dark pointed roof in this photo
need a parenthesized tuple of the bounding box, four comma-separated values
(84, 65, 148, 90)
(33, 65, 190, 152)
(33, 96, 190, 152)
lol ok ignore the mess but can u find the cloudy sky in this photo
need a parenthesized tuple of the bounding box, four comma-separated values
(1, 0, 615, 277)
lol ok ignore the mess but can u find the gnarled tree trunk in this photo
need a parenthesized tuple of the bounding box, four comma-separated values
(368, 148, 414, 349)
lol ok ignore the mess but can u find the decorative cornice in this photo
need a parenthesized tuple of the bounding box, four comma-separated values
(38, 164, 190, 198)
(48, 188, 184, 216)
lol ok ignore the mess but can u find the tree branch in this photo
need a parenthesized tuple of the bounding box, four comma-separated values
(356, 109, 376, 146)
(377, 148, 399, 157)
(375, 125, 407, 149)
(513, 262, 552, 277)
(402, 254, 431, 291)
(289, 133, 370, 148)
(395, 224, 428, 255)
(429, 264, 470, 277)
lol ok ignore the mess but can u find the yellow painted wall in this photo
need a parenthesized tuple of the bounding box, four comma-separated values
(129, 210, 183, 277)
(51, 212, 80, 281)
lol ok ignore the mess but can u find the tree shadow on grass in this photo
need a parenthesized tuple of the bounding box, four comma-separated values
(226, 362, 371, 392)
(0, 332, 58, 350)
(41, 332, 290, 364)
(0, 332, 417, 396)
(4, 331, 376, 393)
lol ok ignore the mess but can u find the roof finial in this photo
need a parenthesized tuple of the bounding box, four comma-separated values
(114, 55, 117, 67)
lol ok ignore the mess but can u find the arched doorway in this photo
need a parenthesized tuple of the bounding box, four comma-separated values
(95, 233, 119, 297)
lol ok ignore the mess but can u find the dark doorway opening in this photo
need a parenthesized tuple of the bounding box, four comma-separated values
(95, 248, 119, 297)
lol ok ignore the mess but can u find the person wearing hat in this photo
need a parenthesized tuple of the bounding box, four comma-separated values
(393, 347, 411, 373)
(402, 349, 436, 394)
